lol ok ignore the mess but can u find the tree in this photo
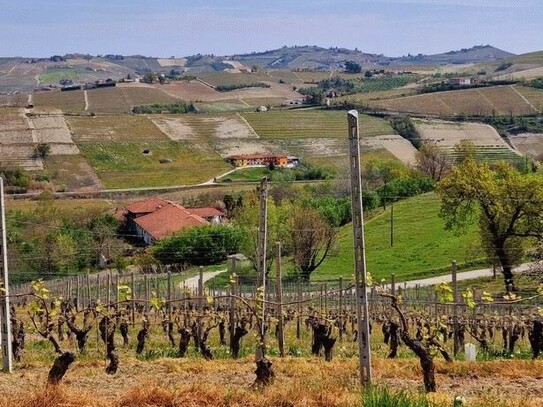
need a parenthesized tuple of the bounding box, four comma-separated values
(437, 159, 543, 290)
(288, 204, 338, 280)
(345, 61, 362, 74)
(35, 143, 50, 159)
(453, 139, 477, 164)
(416, 142, 452, 182)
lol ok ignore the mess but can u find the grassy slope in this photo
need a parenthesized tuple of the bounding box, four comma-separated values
(313, 192, 484, 281)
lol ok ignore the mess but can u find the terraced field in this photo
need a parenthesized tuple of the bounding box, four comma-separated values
(416, 119, 523, 163)
(33, 90, 86, 113)
(0, 108, 39, 169)
(371, 85, 543, 116)
(67, 115, 168, 142)
(241, 110, 395, 138)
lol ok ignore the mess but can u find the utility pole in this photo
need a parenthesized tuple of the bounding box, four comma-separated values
(256, 177, 268, 361)
(0, 177, 13, 373)
(348, 110, 372, 386)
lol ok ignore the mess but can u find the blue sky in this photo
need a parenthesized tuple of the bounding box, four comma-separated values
(1, 0, 541, 57)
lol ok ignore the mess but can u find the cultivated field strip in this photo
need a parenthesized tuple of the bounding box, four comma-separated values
(241, 110, 395, 139)
(33, 90, 86, 113)
(372, 85, 543, 116)
(67, 115, 169, 142)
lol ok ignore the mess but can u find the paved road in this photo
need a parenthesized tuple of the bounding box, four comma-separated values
(396, 262, 533, 289)
(179, 270, 227, 290)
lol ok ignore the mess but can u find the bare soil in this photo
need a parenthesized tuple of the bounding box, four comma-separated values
(509, 133, 543, 157)
(373, 134, 419, 165)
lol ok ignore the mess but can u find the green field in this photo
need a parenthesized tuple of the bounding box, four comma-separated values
(313, 192, 484, 281)
(78, 140, 231, 188)
(38, 68, 79, 84)
(241, 110, 395, 138)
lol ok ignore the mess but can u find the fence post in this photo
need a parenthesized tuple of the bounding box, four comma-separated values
(275, 242, 285, 357)
(452, 260, 459, 357)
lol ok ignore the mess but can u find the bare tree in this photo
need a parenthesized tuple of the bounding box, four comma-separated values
(288, 205, 337, 280)
(416, 142, 452, 181)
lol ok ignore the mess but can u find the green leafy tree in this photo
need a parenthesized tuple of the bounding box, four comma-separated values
(153, 225, 245, 266)
(345, 61, 362, 73)
(437, 159, 543, 290)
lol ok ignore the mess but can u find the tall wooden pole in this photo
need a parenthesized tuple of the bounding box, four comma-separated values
(228, 256, 237, 353)
(256, 177, 268, 360)
(275, 242, 285, 358)
(0, 178, 13, 373)
(452, 260, 459, 357)
(348, 110, 372, 386)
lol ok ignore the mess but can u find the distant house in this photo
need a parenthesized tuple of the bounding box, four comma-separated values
(449, 77, 472, 86)
(282, 98, 307, 106)
(228, 154, 289, 168)
(120, 198, 226, 245)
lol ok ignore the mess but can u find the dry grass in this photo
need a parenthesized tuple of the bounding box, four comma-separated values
(0, 357, 542, 407)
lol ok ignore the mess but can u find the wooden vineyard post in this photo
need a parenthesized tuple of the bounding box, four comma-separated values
(339, 277, 344, 341)
(0, 178, 13, 373)
(228, 255, 237, 354)
(348, 110, 372, 386)
(197, 266, 204, 343)
(257, 177, 268, 346)
(296, 278, 302, 340)
(254, 177, 273, 385)
(275, 242, 285, 358)
(131, 272, 136, 326)
(167, 271, 172, 319)
(452, 260, 459, 357)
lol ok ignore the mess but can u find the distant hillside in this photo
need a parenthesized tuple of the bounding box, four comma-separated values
(390, 45, 514, 66)
(0, 45, 523, 94)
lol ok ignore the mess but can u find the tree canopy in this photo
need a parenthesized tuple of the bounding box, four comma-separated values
(437, 159, 543, 290)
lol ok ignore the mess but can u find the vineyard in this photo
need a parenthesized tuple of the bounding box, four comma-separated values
(241, 110, 395, 139)
(370, 85, 543, 117)
(2, 264, 543, 407)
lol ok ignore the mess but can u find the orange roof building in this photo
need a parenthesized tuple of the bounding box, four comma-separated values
(134, 203, 207, 243)
(122, 198, 225, 244)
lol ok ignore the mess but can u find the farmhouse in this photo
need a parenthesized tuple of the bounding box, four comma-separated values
(228, 154, 289, 168)
(448, 77, 472, 86)
(120, 197, 226, 245)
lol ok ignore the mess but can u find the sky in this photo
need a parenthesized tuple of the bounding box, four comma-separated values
(1, 0, 542, 58)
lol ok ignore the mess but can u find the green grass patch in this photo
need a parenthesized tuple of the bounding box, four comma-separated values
(314, 192, 485, 281)
(38, 68, 79, 84)
(195, 102, 253, 113)
(78, 140, 231, 188)
(361, 386, 444, 407)
(241, 109, 395, 139)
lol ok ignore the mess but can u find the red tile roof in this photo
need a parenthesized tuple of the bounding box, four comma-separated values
(187, 207, 225, 218)
(134, 203, 208, 240)
(124, 197, 170, 215)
